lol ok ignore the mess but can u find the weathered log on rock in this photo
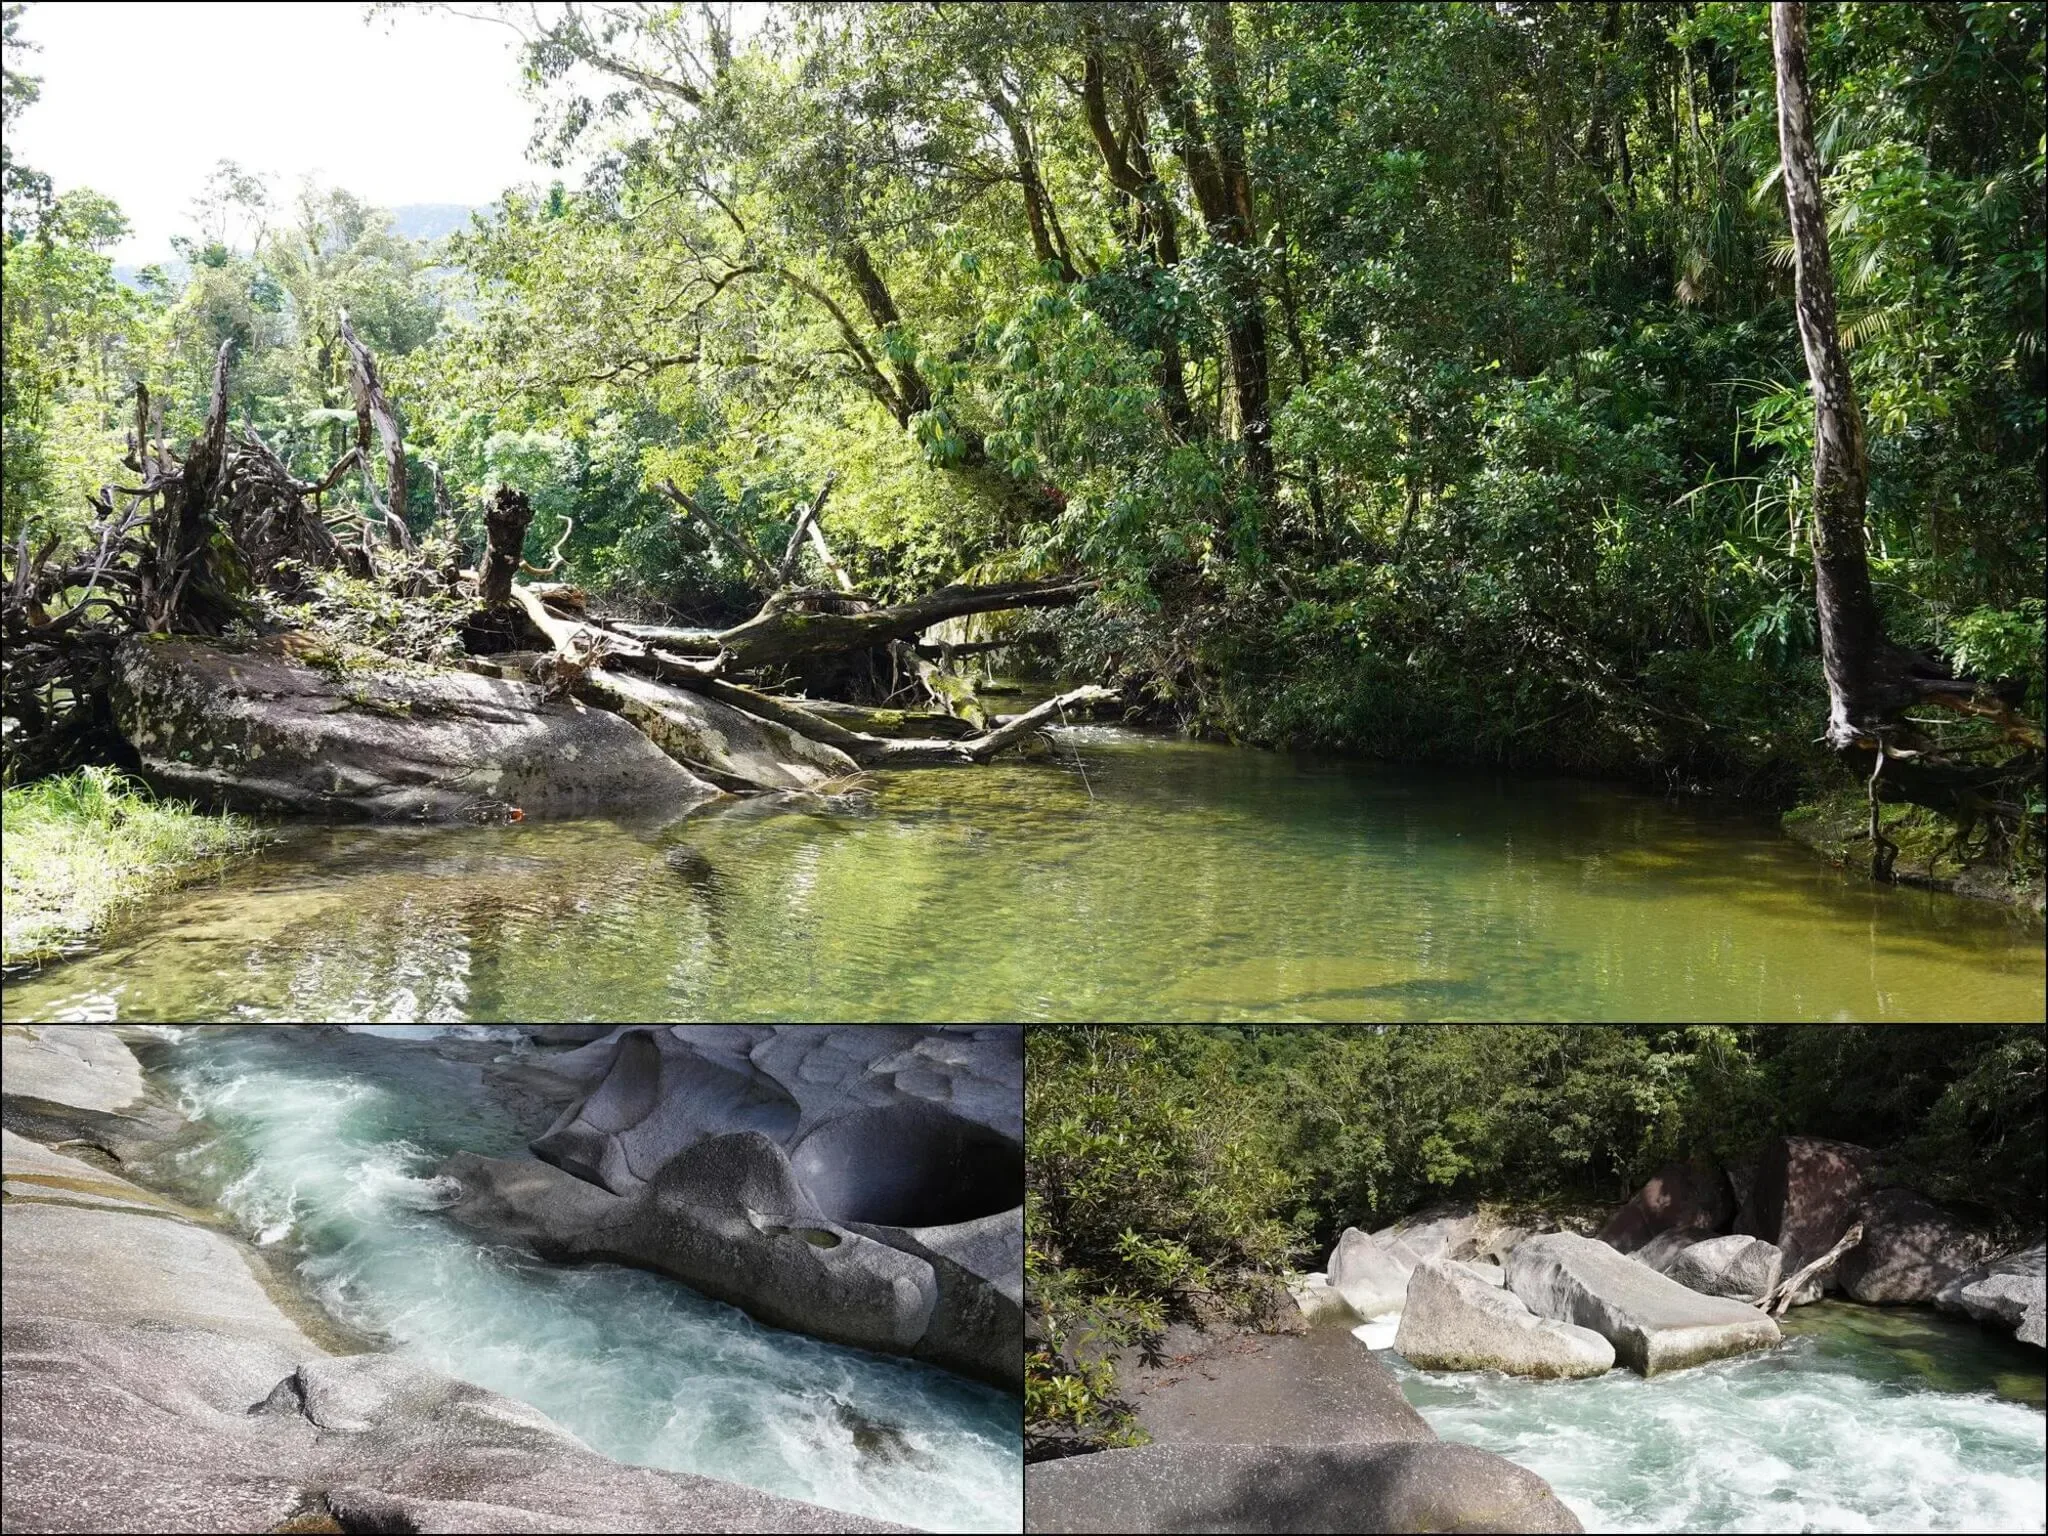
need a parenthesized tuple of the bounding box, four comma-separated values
(768, 698, 979, 739)
(578, 668, 860, 792)
(712, 576, 1096, 671)
(480, 488, 535, 606)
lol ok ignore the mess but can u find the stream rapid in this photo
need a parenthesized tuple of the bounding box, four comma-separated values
(129, 1025, 1022, 1533)
(6, 728, 2044, 1020)
(1385, 1302, 2046, 1533)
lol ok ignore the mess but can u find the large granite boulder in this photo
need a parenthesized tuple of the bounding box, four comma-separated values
(0, 1024, 144, 1112)
(1506, 1232, 1780, 1375)
(1934, 1243, 2046, 1349)
(1598, 1161, 1735, 1255)
(1328, 1227, 1417, 1319)
(442, 1026, 1022, 1389)
(588, 667, 860, 792)
(1289, 1271, 1360, 1327)
(1373, 1204, 1481, 1264)
(1735, 1136, 1876, 1302)
(1394, 1260, 1614, 1379)
(1836, 1189, 1994, 1305)
(1024, 1442, 1583, 1534)
(1662, 1234, 1783, 1303)
(114, 634, 717, 819)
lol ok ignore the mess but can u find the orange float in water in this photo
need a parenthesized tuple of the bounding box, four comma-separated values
(508, 807, 526, 823)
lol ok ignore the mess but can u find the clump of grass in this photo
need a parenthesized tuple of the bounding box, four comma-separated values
(1, 766, 269, 968)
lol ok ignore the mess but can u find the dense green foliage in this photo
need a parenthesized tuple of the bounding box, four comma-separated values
(1025, 1023, 2047, 1450)
(4, 2, 2041, 823)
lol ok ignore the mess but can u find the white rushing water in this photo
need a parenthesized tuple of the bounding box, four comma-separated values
(1382, 1325, 2046, 1534)
(148, 1026, 1020, 1533)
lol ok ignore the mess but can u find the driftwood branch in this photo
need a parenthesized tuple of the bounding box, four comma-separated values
(1764, 1222, 1864, 1315)
(339, 310, 412, 549)
(778, 472, 837, 584)
(657, 478, 776, 586)
(712, 576, 1097, 671)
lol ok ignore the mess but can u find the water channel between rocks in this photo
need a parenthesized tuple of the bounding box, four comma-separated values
(124, 1025, 1022, 1534)
(1381, 1303, 2046, 1533)
(5, 728, 2044, 1020)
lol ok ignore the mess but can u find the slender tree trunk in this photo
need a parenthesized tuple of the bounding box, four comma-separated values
(1772, 1, 1887, 751)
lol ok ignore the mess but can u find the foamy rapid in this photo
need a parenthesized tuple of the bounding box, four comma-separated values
(1386, 1332, 2045, 1533)
(155, 1028, 1020, 1533)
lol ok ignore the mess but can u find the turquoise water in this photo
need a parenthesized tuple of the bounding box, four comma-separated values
(132, 1025, 1020, 1532)
(6, 730, 2043, 1020)
(1386, 1302, 2046, 1532)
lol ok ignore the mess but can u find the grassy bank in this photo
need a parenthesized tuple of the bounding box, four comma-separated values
(1, 768, 269, 969)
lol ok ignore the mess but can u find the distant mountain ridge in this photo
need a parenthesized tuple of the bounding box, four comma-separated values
(113, 203, 487, 289)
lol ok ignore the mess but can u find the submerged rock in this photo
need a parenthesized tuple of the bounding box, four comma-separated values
(1735, 1136, 1876, 1304)
(1024, 1441, 1583, 1534)
(1935, 1244, 2047, 1350)
(1507, 1232, 1781, 1375)
(1396, 1259, 1615, 1379)
(113, 635, 716, 820)
(1598, 1161, 1735, 1255)
(1663, 1234, 1783, 1303)
(1836, 1188, 1994, 1306)
(441, 1026, 1022, 1389)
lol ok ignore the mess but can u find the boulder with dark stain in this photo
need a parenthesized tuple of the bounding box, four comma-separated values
(1598, 1161, 1736, 1255)
(1836, 1189, 1994, 1306)
(1735, 1136, 1877, 1302)
(114, 635, 717, 820)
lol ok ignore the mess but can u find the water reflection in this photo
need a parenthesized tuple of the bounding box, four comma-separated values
(5, 730, 2043, 1021)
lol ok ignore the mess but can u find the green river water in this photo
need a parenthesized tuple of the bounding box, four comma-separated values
(3, 726, 2043, 1020)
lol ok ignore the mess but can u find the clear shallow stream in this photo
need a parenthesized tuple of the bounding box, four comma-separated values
(5, 728, 2043, 1020)
(1386, 1302, 2046, 1533)
(128, 1025, 1021, 1533)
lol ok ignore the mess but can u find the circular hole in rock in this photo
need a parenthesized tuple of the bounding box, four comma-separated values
(790, 1103, 1021, 1228)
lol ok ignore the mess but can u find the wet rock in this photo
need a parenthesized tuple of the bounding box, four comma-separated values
(1024, 1441, 1583, 1534)
(2, 1148, 906, 1534)
(1507, 1232, 1780, 1375)
(441, 1026, 1022, 1389)
(1663, 1234, 1783, 1303)
(588, 667, 859, 792)
(1934, 1244, 2046, 1350)
(1598, 1161, 1735, 1255)
(0, 1025, 144, 1112)
(1836, 1189, 1994, 1306)
(1735, 1136, 1877, 1303)
(1395, 1260, 1614, 1379)
(1328, 1227, 1417, 1319)
(113, 635, 717, 820)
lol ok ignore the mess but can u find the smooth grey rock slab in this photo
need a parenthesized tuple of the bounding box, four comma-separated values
(1372, 1205, 1481, 1264)
(1024, 1441, 1583, 1534)
(446, 1025, 1023, 1388)
(1507, 1232, 1780, 1375)
(1663, 1234, 1783, 1304)
(1396, 1260, 1614, 1379)
(3, 1162, 906, 1534)
(1836, 1188, 1993, 1305)
(1458, 1260, 1507, 1287)
(1289, 1271, 1360, 1327)
(0, 1025, 144, 1112)
(1627, 1229, 1698, 1275)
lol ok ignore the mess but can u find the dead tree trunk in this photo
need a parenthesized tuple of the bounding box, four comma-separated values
(709, 576, 1098, 672)
(479, 488, 535, 607)
(339, 311, 412, 549)
(1773, 2, 1885, 753)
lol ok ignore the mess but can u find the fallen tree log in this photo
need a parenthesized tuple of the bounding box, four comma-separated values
(711, 576, 1096, 671)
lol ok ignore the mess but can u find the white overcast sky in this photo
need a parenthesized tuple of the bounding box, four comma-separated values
(6, 2, 544, 262)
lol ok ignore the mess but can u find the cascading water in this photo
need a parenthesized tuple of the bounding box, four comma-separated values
(134, 1024, 1020, 1533)
(1381, 1305, 2045, 1534)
